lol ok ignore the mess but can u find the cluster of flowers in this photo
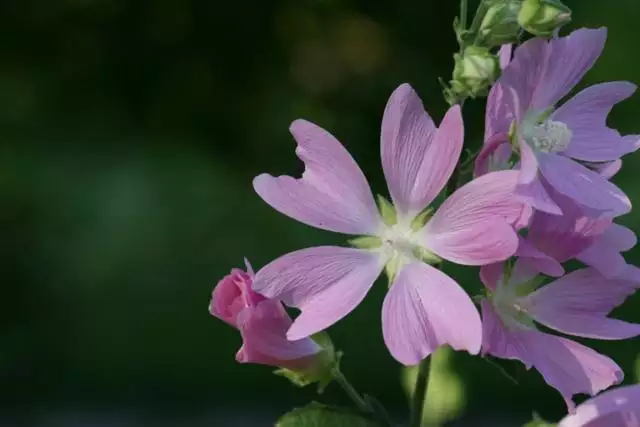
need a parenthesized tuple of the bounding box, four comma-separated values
(210, 27, 640, 424)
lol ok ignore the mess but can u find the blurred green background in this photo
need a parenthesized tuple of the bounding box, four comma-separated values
(1, 0, 639, 425)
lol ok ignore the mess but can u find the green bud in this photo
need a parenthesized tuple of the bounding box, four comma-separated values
(517, 0, 571, 37)
(376, 195, 397, 226)
(479, 0, 523, 47)
(451, 46, 499, 99)
(274, 332, 342, 393)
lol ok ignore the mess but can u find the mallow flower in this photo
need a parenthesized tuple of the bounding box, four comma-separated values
(559, 384, 640, 427)
(251, 83, 524, 365)
(480, 259, 640, 410)
(209, 260, 321, 370)
(521, 185, 637, 279)
(485, 27, 638, 215)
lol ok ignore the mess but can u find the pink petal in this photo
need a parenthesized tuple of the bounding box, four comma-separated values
(559, 384, 640, 427)
(481, 301, 623, 412)
(516, 237, 565, 277)
(517, 332, 623, 411)
(253, 120, 380, 235)
(554, 82, 638, 162)
(480, 264, 503, 292)
(524, 268, 640, 340)
(598, 223, 637, 252)
(515, 143, 562, 215)
(421, 170, 521, 265)
(237, 301, 321, 368)
(576, 243, 628, 280)
(382, 262, 481, 365)
(474, 134, 511, 177)
(539, 153, 631, 216)
(253, 246, 385, 340)
(498, 44, 513, 70)
(531, 28, 607, 109)
(381, 84, 463, 215)
(485, 83, 517, 141)
(210, 268, 263, 328)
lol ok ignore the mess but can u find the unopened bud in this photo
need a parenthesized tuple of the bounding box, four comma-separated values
(479, 0, 523, 47)
(451, 46, 499, 99)
(517, 0, 571, 37)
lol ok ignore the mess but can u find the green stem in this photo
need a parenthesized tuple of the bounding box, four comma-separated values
(332, 369, 370, 415)
(460, 0, 468, 32)
(409, 358, 431, 427)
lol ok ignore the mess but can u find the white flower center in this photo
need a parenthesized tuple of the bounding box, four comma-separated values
(523, 119, 572, 153)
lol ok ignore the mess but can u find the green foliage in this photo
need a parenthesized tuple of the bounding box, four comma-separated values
(275, 403, 379, 427)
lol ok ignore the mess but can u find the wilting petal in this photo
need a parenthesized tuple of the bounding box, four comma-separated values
(554, 82, 638, 162)
(524, 268, 640, 340)
(516, 143, 562, 214)
(559, 384, 640, 427)
(531, 28, 607, 109)
(381, 84, 463, 215)
(253, 246, 385, 340)
(253, 120, 380, 235)
(421, 170, 521, 265)
(382, 262, 481, 365)
(237, 301, 321, 367)
(210, 267, 264, 327)
(538, 152, 631, 215)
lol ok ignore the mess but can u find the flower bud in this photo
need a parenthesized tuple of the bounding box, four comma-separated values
(210, 260, 324, 373)
(479, 0, 522, 47)
(450, 46, 499, 99)
(517, 0, 571, 37)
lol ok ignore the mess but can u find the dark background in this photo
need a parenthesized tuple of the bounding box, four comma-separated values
(1, 0, 639, 425)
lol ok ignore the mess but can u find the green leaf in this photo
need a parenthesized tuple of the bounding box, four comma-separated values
(275, 403, 379, 427)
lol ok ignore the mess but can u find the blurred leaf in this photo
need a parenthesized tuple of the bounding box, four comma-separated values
(522, 413, 557, 427)
(275, 402, 379, 427)
(402, 347, 465, 427)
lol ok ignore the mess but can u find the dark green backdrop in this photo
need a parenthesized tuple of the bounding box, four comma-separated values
(1, 0, 638, 425)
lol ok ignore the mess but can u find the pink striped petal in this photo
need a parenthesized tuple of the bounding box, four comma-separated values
(539, 153, 631, 215)
(554, 82, 638, 162)
(474, 134, 511, 177)
(480, 264, 503, 292)
(382, 262, 481, 365)
(576, 243, 628, 280)
(516, 237, 565, 277)
(481, 302, 623, 412)
(516, 143, 562, 215)
(524, 268, 640, 340)
(421, 171, 521, 265)
(559, 384, 640, 427)
(236, 301, 321, 368)
(381, 84, 463, 215)
(253, 120, 380, 235)
(253, 246, 385, 340)
(531, 28, 607, 109)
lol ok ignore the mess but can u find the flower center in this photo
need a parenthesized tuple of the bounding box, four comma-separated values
(523, 119, 572, 153)
(490, 275, 537, 331)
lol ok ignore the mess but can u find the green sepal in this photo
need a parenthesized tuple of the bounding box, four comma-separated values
(412, 246, 442, 265)
(376, 195, 397, 226)
(275, 402, 380, 427)
(349, 236, 383, 250)
(410, 207, 433, 232)
(273, 332, 342, 393)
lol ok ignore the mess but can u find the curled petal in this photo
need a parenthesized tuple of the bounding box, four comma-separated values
(254, 120, 380, 235)
(381, 84, 463, 215)
(253, 246, 385, 340)
(538, 152, 631, 216)
(382, 262, 481, 365)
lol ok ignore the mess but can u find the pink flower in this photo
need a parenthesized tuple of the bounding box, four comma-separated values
(485, 28, 638, 215)
(559, 384, 640, 427)
(520, 185, 637, 279)
(209, 260, 321, 370)
(251, 84, 524, 365)
(480, 259, 640, 410)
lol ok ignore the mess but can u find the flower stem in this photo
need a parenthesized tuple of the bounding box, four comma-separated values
(332, 369, 370, 415)
(460, 0, 468, 31)
(409, 357, 431, 427)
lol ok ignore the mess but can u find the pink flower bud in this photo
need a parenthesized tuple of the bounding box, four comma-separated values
(210, 260, 321, 370)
